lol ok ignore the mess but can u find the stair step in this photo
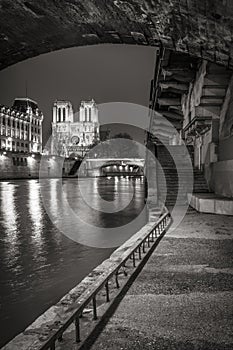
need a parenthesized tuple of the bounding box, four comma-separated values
(202, 86, 226, 97)
(204, 74, 230, 85)
(200, 96, 224, 106)
(157, 145, 209, 198)
(207, 63, 232, 74)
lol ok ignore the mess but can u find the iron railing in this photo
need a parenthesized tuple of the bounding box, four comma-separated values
(4, 210, 171, 350)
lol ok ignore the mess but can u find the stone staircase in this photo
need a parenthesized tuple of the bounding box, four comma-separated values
(196, 63, 232, 118)
(156, 145, 209, 207)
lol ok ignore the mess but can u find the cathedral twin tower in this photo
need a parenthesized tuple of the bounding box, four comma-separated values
(51, 99, 100, 157)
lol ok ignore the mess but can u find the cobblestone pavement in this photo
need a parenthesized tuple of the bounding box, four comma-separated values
(92, 211, 233, 350)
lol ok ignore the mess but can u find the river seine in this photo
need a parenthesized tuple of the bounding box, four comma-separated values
(0, 177, 146, 347)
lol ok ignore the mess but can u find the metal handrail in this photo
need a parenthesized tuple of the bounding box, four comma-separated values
(4, 210, 171, 350)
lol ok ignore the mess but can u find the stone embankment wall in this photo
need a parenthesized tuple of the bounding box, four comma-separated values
(0, 153, 75, 179)
(182, 60, 233, 198)
(213, 75, 233, 197)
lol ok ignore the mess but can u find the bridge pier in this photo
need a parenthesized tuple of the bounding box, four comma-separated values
(147, 48, 233, 214)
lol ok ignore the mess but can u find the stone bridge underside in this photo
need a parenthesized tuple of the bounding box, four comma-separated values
(1, 0, 233, 70)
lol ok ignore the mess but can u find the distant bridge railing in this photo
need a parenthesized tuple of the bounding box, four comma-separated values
(4, 209, 171, 350)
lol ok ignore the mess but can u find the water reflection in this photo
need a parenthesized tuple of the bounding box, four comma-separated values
(0, 182, 19, 268)
(28, 180, 43, 250)
(49, 179, 59, 216)
(0, 177, 146, 347)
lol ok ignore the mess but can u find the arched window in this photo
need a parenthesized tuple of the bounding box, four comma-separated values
(89, 108, 92, 122)
(63, 108, 66, 121)
(85, 108, 88, 122)
(58, 108, 61, 122)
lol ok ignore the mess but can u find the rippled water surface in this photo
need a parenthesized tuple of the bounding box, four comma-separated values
(0, 177, 146, 347)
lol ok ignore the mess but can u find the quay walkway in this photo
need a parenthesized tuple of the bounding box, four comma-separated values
(92, 211, 233, 350)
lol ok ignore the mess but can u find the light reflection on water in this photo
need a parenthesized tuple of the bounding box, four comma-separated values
(28, 180, 44, 255)
(0, 177, 146, 347)
(1, 183, 19, 269)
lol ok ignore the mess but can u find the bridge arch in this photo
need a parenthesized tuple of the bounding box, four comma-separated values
(0, 1, 233, 70)
(100, 160, 144, 176)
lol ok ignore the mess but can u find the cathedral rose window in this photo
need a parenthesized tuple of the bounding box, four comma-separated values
(71, 136, 80, 145)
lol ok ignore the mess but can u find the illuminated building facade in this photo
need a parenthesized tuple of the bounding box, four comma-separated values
(51, 99, 100, 157)
(0, 98, 43, 154)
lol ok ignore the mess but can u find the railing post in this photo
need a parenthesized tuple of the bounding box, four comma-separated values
(132, 252, 136, 267)
(75, 316, 81, 343)
(138, 245, 142, 260)
(142, 241, 146, 253)
(115, 271, 120, 289)
(93, 295, 98, 320)
(148, 235, 150, 247)
(105, 281, 110, 302)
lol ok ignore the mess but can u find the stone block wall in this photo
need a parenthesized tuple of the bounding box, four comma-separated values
(219, 75, 233, 139)
(1, 1, 233, 70)
(0, 153, 40, 179)
(212, 160, 233, 198)
(0, 153, 73, 179)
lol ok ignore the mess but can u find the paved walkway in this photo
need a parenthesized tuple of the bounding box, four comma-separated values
(92, 211, 233, 350)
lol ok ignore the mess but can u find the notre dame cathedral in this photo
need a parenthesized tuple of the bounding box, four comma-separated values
(51, 99, 100, 157)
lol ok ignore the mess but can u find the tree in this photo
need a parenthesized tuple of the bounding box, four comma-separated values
(110, 133, 139, 158)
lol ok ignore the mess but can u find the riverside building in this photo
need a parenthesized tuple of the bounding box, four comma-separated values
(0, 97, 43, 154)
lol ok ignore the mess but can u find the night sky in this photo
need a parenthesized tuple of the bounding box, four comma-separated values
(0, 44, 155, 144)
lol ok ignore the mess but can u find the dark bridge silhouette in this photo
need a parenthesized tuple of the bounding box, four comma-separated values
(0, 0, 233, 70)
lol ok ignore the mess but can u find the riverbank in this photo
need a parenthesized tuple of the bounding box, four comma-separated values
(93, 211, 233, 349)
